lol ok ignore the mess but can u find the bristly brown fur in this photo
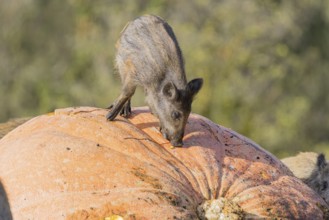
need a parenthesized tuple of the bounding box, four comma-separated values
(106, 15, 203, 146)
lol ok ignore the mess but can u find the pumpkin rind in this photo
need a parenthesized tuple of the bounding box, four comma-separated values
(0, 107, 327, 219)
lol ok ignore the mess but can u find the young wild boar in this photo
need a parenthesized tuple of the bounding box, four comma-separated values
(282, 152, 329, 203)
(106, 15, 203, 147)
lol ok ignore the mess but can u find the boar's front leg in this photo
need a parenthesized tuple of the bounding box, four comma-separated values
(106, 81, 136, 121)
(120, 99, 131, 117)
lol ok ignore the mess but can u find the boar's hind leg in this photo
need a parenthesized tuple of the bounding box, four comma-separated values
(106, 82, 136, 121)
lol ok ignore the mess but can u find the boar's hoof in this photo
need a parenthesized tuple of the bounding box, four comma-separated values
(120, 104, 131, 118)
(106, 111, 115, 121)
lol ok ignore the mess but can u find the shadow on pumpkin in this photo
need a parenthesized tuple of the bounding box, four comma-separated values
(184, 116, 282, 164)
(131, 108, 281, 169)
(0, 181, 13, 220)
(134, 121, 159, 130)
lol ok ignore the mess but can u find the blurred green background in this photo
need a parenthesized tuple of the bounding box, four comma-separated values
(1, 0, 329, 157)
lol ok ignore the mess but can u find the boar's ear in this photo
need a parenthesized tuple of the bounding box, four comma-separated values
(162, 81, 178, 100)
(187, 78, 203, 98)
(317, 153, 327, 171)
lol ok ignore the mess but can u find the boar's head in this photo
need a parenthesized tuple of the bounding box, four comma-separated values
(148, 78, 203, 147)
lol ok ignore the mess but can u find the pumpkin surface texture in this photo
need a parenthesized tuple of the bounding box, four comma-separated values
(0, 107, 328, 219)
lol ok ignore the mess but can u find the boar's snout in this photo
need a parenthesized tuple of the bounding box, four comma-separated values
(160, 127, 184, 147)
(170, 139, 183, 147)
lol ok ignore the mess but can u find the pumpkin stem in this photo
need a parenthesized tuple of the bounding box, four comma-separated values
(197, 198, 245, 220)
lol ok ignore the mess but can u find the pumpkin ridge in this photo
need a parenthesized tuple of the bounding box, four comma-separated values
(156, 147, 211, 201)
(224, 160, 285, 199)
(179, 115, 225, 197)
(232, 176, 318, 218)
(219, 158, 254, 198)
(183, 115, 225, 200)
(173, 148, 218, 200)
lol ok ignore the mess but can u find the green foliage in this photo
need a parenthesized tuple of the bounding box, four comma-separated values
(1, 0, 329, 157)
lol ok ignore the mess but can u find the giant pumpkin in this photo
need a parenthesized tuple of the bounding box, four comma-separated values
(0, 107, 327, 219)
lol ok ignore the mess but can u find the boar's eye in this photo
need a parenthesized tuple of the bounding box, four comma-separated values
(171, 111, 182, 120)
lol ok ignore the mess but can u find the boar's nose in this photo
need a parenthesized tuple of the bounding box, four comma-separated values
(170, 131, 184, 147)
(160, 127, 184, 147)
(170, 139, 183, 147)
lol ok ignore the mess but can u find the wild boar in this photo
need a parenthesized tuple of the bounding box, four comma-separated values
(106, 15, 203, 147)
(282, 152, 329, 203)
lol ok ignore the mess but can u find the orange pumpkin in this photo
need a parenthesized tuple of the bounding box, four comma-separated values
(0, 107, 327, 219)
